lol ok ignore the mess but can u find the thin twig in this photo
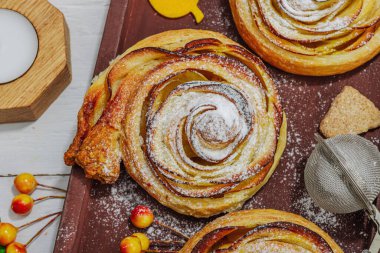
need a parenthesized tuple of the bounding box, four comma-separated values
(25, 213, 61, 247)
(34, 196, 66, 203)
(37, 183, 67, 193)
(151, 240, 184, 246)
(18, 212, 62, 230)
(154, 220, 190, 240)
(144, 250, 179, 253)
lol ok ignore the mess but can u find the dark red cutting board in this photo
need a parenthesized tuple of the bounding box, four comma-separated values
(54, 0, 380, 252)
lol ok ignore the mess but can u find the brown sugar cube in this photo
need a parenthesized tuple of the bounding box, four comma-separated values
(320, 86, 380, 138)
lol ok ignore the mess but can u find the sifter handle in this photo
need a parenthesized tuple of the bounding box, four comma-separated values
(368, 205, 380, 253)
(369, 232, 380, 253)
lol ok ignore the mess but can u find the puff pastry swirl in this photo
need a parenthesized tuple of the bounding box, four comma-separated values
(181, 209, 343, 252)
(64, 29, 286, 217)
(230, 0, 380, 76)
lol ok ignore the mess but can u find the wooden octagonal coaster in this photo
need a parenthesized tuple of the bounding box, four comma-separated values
(0, 0, 71, 123)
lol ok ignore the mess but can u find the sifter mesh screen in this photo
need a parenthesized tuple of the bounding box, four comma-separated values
(305, 134, 380, 214)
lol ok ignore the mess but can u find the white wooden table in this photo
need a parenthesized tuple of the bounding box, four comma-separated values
(0, 0, 110, 251)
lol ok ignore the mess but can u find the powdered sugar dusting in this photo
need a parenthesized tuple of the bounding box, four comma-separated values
(77, 173, 208, 251)
(293, 194, 338, 230)
(206, 3, 239, 41)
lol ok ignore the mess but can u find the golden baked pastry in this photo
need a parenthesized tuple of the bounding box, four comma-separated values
(181, 209, 343, 252)
(230, 0, 380, 76)
(65, 29, 286, 217)
(320, 86, 380, 138)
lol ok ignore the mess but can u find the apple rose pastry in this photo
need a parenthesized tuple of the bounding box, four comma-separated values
(65, 29, 286, 217)
(181, 209, 343, 252)
(230, 0, 380, 76)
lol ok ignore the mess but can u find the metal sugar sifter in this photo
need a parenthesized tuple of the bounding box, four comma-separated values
(305, 133, 380, 252)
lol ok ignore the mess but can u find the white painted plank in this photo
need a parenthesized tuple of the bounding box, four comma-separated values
(0, 1, 110, 252)
(0, 0, 110, 175)
(0, 176, 69, 252)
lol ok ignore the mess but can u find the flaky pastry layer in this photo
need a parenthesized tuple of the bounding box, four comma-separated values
(65, 29, 286, 217)
(181, 209, 343, 252)
(230, 0, 380, 76)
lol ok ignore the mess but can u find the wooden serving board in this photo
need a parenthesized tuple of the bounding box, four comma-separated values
(54, 0, 380, 252)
